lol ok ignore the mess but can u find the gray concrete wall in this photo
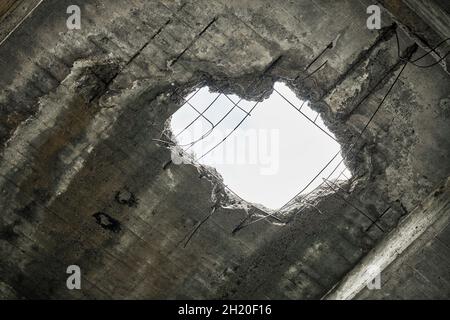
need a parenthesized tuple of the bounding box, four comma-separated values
(0, 0, 449, 299)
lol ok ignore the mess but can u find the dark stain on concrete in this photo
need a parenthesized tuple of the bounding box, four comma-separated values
(92, 212, 122, 233)
(14, 201, 37, 222)
(0, 222, 20, 242)
(114, 188, 139, 208)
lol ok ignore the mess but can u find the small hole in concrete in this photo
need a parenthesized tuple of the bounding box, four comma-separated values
(169, 82, 350, 210)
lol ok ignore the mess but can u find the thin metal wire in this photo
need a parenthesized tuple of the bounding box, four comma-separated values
(299, 100, 307, 111)
(184, 100, 242, 151)
(231, 149, 343, 233)
(174, 92, 221, 138)
(298, 60, 328, 82)
(314, 112, 320, 123)
(154, 7, 335, 161)
(173, 144, 284, 224)
(273, 88, 338, 142)
(158, 96, 239, 150)
(187, 55, 285, 159)
(395, 29, 450, 68)
(156, 53, 286, 222)
(161, 49, 343, 228)
(183, 99, 215, 128)
(322, 177, 349, 195)
(153, 7, 447, 233)
(322, 61, 410, 182)
(233, 51, 412, 231)
(159, 47, 375, 233)
(207, 84, 252, 116)
(285, 32, 436, 221)
(322, 179, 384, 232)
(170, 85, 255, 148)
(294, 42, 333, 81)
(153, 54, 281, 151)
(173, 73, 338, 159)
(320, 30, 442, 188)
(153, 11, 285, 149)
(198, 100, 260, 160)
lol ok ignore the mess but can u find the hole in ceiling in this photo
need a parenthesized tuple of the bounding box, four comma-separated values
(169, 81, 351, 210)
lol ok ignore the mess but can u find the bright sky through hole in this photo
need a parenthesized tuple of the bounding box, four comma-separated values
(170, 82, 351, 210)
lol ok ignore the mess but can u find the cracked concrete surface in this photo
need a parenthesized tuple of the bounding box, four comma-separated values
(0, 0, 449, 299)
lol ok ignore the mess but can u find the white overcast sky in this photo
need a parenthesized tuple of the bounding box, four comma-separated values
(171, 82, 350, 209)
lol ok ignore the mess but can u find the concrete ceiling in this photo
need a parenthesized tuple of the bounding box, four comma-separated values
(0, 0, 449, 299)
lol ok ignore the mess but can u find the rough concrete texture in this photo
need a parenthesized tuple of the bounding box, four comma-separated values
(327, 177, 450, 300)
(356, 179, 450, 299)
(0, 0, 449, 299)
